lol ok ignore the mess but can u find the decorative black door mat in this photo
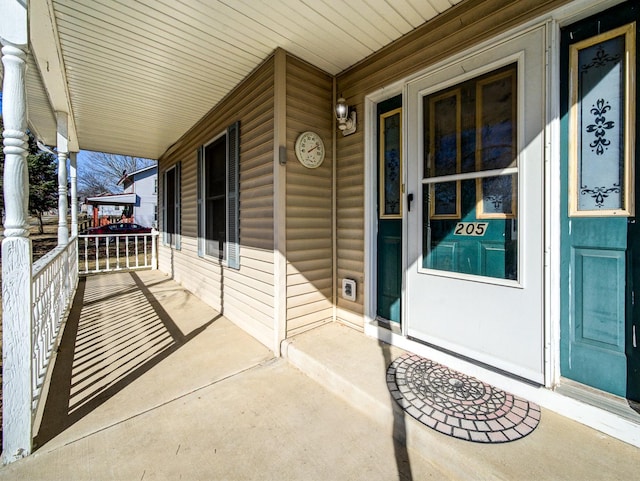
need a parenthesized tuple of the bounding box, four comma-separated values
(387, 353, 541, 443)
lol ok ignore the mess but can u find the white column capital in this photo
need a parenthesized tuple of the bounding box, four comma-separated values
(0, 0, 28, 48)
(56, 111, 69, 152)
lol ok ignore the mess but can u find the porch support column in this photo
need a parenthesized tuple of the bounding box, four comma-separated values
(70, 152, 78, 237)
(1, 0, 33, 463)
(57, 112, 69, 245)
(273, 49, 287, 355)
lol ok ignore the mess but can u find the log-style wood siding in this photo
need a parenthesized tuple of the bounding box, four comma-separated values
(334, 0, 571, 329)
(158, 58, 277, 348)
(285, 57, 334, 336)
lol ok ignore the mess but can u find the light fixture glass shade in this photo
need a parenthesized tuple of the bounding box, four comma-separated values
(335, 97, 349, 121)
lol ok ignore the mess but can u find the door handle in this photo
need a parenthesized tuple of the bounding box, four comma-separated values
(629, 218, 636, 224)
(407, 193, 414, 212)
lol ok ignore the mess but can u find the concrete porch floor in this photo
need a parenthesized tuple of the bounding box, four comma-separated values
(0, 270, 638, 480)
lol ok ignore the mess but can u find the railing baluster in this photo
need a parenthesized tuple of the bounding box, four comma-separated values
(144, 234, 148, 266)
(135, 235, 139, 268)
(94, 236, 99, 272)
(106, 237, 110, 271)
(84, 236, 88, 273)
(125, 236, 130, 269)
(116, 236, 120, 270)
(31, 239, 78, 418)
(152, 230, 158, 269)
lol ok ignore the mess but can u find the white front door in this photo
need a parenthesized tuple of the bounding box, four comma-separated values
(405, 26, 546, 382)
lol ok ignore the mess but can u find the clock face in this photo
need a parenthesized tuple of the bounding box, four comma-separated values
(295, 131, 325, 168)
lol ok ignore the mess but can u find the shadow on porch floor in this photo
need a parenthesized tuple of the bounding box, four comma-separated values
(2, 270, 442, 480)
(33, 270, 272, 450)
(1, 270, 638, 479)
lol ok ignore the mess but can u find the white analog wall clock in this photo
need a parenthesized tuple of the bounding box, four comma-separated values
(294, 131, 325, 169)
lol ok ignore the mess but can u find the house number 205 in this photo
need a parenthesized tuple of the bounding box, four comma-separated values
(454, 222, 488, 236)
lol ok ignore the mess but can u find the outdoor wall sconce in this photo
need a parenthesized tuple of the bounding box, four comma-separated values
(335, 97, 356, 136)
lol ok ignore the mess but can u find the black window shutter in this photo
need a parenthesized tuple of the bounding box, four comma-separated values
(227, 121, 240, 269)
(197, 148, 204, 257)
(175, 161, 182, 250)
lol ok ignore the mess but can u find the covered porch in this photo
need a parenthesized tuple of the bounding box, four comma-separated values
(1, 0, 481, 462)
(3, 0, 640, 468)
(1, 0, 425, 460)
(0, 270, 638, 479)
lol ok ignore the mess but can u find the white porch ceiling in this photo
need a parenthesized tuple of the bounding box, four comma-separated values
(15, 0, 463, 159)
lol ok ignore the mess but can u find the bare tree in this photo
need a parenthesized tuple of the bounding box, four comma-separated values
(77, 151, 156, 197)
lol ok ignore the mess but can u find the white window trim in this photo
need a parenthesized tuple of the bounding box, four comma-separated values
(162, 162, 181, 249)
(197, 121, 240, 269)
(199, 130, 228, 262)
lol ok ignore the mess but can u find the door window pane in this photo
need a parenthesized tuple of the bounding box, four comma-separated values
(429, 90, 460, 177)
(422, 64, 518, 281)
(380, 108, 402, 218)
(569, 24, 635, 215)
(477, 174, 517, 218)
(429, 181, 460, 219)
(477, 71, 517, 171)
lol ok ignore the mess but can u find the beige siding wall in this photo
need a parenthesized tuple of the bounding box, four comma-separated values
(158, 58, 276, 348)
(155, 0, 571, 341)
(285, 56, 334, 336)
(333, 0, 570, 329)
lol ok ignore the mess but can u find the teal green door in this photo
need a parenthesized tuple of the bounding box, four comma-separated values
(377, 96, 402, 323)
(560, 1, 639, 400)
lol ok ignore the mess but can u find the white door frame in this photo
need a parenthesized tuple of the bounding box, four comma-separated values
(364, 80, 406, 337)
(405, 25, 547, 384)
(362, 0, 640, 448)
(364, 22, 553, 383)
(363, 1, 625, 381)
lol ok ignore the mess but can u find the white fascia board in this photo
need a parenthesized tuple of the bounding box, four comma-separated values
(29, 0, 79, 152)
(128, 165, 158, 177)
(86, 193, 137, 205)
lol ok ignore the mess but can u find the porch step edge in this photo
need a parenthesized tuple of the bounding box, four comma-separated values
(281, 332, 506, 480)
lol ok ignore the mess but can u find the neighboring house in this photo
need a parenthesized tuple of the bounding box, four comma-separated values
(85, 193, 136, 227)
(85, 166, 157, 228)
(3, 0, 639, 453)
(117, 165, 158, 228)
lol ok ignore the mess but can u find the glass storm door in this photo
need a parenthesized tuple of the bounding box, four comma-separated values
(406, 27, 546, 382)
(560, 2, 639, 400)
(377, 96, 403, 323)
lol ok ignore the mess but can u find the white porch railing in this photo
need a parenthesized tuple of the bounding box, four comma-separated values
(31, 237, 78, 411)
(78, 230, 158, 274)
